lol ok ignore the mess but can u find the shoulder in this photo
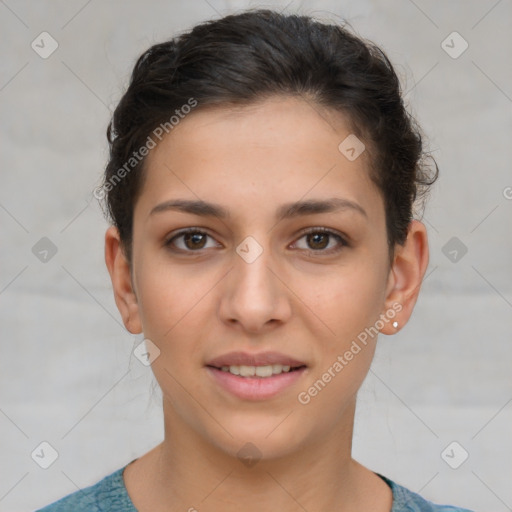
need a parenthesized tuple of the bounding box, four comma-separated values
(34, 466, 137, 512)
(378, 474, 475, 512)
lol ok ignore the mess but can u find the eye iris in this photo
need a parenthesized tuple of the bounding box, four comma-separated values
(184, 232, 206, 250)
(308, 232, 329, 250)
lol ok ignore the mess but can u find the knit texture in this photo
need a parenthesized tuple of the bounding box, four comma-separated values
(35, 466, 475, 511)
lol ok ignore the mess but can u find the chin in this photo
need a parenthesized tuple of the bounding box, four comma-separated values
(202, 412, 311, 463)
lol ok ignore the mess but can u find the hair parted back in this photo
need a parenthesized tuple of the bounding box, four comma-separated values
(101, 8, 438, 262)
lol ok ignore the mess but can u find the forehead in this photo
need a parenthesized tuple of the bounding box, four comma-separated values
(136, 96, 383, 222)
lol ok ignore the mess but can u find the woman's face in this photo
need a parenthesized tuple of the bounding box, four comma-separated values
(116, 96, 405, 459)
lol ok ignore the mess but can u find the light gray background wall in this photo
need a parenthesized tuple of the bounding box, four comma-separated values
(1, 1, 511, 511)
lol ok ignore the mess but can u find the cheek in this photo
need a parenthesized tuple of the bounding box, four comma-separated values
(307, 259, 387, 346)
(296, 270, 384, 418)
(134, 260, 211, 343)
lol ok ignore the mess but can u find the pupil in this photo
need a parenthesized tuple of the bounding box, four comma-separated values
(308, 233, 328, 250)
(185, 232, 206, 249)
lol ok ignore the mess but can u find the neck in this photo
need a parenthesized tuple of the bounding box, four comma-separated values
(129, 397, 386, 512)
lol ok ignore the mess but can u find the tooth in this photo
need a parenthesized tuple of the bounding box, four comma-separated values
(225, 364, 298, 377)
(255, 365, 273, 377)
(239, 365, 256, 377)
(272, 364, 283, 374)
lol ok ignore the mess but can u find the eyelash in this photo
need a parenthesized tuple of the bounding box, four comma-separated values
(164, 227, 348, 256)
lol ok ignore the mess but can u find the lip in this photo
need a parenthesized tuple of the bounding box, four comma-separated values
(206, 351, 307, 368)
(206, 366, 307, 401)
(205, 351, 308, 401)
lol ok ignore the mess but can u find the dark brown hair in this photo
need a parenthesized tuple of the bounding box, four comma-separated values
(100, 8, 438, 262)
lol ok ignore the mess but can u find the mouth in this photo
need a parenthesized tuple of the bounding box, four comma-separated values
(205, 351, 308, 400)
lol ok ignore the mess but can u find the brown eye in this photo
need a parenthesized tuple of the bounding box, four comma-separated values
(293, 228, 347, 255)
(166, 229, 219, 252)
(306, 232, 330, 250)
(182, 232, 208, 250)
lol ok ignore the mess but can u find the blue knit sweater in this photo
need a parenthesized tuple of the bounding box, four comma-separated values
(35, 465, 475, 511)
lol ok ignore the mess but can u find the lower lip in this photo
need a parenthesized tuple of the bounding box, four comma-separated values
(206, 366, 307, 401)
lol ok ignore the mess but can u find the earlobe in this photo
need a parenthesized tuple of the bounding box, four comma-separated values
(380, 220, 429, 335)
(104, 226, 142, 334)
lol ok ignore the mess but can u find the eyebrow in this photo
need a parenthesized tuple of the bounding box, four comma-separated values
(149, 197, 367, 221)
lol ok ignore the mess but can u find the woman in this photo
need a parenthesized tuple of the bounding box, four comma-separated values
(36, 8, 474, 512)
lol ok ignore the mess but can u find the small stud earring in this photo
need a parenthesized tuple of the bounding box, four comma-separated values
(392, 321, 398, 329)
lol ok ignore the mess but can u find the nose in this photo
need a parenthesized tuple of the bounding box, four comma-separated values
(218, 238, 292, 334)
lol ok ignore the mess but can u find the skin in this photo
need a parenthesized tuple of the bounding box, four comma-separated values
(105, 96, 429, 511)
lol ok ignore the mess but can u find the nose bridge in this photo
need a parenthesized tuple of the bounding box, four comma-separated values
(219, 234, 291, 330)
(234, 234, 276, 301)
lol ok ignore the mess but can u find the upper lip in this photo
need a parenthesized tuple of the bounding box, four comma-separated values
(206, 351, 307, 368)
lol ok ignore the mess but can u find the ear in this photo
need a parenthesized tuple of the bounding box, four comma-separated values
(104, 226, 142, 334)
(380, 220, 429, 335)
